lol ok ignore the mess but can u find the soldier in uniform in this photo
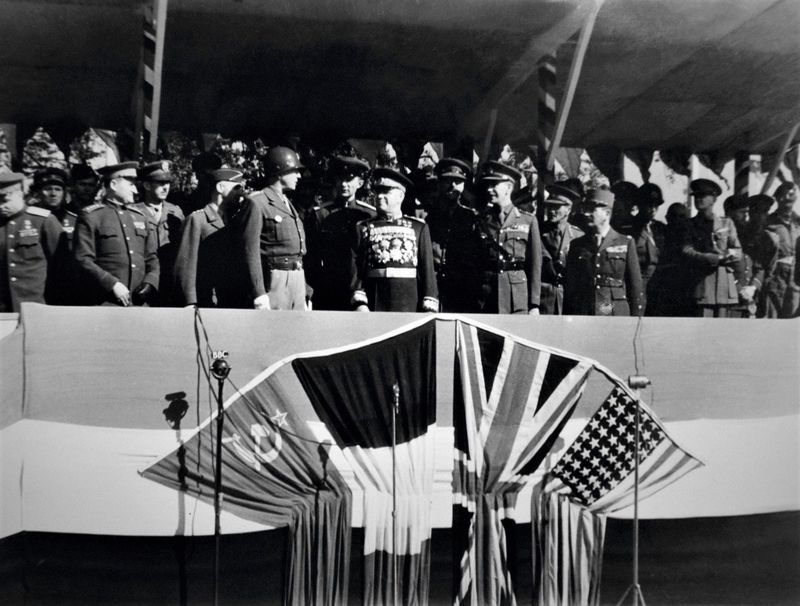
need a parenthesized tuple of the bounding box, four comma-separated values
(425, 157, 472, 291)
(723, 194, 762, 318)
(236, 146, 308, 311)
(681, 179, 743, 318)
(69, 164, 100, 211)
(539, 183, 583, 314)
(625, 183, 667, 311)
(138, 161, 184, 305)
(173, 169, 247, 308)
(350, 167, 438, 312)
(471, 161, 542, 314)
(304, 155, 375, 310)
(0, 172, 64, 312)
(761, 182, 800, 318)
(564, 189, 643, 316)
(73, 162, 159, 306)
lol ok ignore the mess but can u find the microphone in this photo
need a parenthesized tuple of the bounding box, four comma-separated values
(211, 351, 231, 381)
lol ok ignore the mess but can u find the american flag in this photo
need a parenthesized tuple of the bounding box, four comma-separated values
(546, 385, 702, 513)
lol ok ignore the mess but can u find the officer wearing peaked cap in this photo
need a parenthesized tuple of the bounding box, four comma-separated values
(761, 181, 800, 317)
(350, 167, 438, 312)
(138, 160, 184, 305)
(304, 154, 376, 310)
(174, 169, 247, 308)
(681, 178, 743, 317)
(427, 157, 473, 293)
(539, 183, 583, 314)
(564, 189, 643, 316)
(73, 162, 159, 306)
(235, 146, 309, 310)
(0, 172, 65, 312)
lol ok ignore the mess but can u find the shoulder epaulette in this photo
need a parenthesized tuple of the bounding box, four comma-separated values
(127, 205, 146, 216)
(356, 200, 376, 212)
(517, 208, 534, 217)
(456, 203, 478, 215)
(404, 215, 426, 225)
(82, 203, 105, 213)
(26, 206, 51, 217)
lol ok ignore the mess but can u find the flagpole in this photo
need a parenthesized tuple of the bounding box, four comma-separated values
(392, 382, 400, 606)
(210, 352, 231, 606)
(616, 375, 650, 606)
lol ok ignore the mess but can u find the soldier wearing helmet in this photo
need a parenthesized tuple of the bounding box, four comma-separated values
(235, 146, 309, 310)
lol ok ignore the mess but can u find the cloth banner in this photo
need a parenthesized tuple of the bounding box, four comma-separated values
(659, 148, 692, 176)
(452, 320, 593, 605)
(143, 317, 437, 605)
(554, 147, 584, 179)
(626, 149, 654, 183)
(292, 319, 437, 606)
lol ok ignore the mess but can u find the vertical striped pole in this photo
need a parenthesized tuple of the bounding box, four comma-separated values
(140, 0, 169, 157)
(536, 54, 557, 207)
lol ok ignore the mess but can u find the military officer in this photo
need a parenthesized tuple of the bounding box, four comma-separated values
(138, 160, 184, 305)
(69, 163, 100, 211)
(761, 182, 800, 318)
(304, 155, 375, 310)
(625, 183, 667, 311)
(173, 169, 247, 308)
(723, 194, 762, 318)
(236, 146, 308, 310)
(350, 167, 438, 312)
(681, 178, 743, 318)
(564, 189, 643, 316)
(471, 161, 542, 314)
(73, 162, 159, 306)
(539, 183, 583, 314)
(426, 157, 472, 288)
(0, 172, 64, 312)
(31, 167, 78, 243)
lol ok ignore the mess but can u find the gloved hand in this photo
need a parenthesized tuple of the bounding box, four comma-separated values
(132, 283, 157, 306)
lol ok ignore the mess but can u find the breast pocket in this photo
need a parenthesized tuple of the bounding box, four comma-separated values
(262, 215, 282, 243)
(16, 235, 44, 261)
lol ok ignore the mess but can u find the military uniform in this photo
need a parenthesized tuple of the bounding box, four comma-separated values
(564, 229, 643, 316)
(138, 201, 184, 305)
(761, 211, 800, 318)
(237, 187, 307, 310)
(0, 206, 64, 312)
(540, 221, 584, 314)
(681, 214, 742, 315)
(434, 204, 483, 312)
(304, 199, 376, 310)
(73, 198, 159, 305)
(472, 205, 542, 314)
(350, 215, 438, 312)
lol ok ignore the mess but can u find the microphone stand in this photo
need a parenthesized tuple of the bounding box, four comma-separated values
(392, 383, 400, 606)
(210, 353, 231, 606)
(615, 375, 650, 606)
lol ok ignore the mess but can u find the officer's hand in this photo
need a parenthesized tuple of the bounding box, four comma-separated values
(254, 294, 271, 310)
(306, 299, 313, 311)
(112, 282, 131, 307)
(528, 306, 540, 316)
(184, 304, 197, 309)
(355, 305, 370, 313)
(740, 285, 756, 303)
(132, 283, 156, 306)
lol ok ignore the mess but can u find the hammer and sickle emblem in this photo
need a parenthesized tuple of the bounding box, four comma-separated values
(223, 423, 283, 471)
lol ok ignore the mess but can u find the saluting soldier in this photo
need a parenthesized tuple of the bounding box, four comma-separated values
(350, 167, 438, 312)
(0, 172, 64, 312)
(681, 179, 743, 318)
(304, 155, 375, 310)
(73, 162, 159, 306)
(236, 146, 308, 311)
(471, 161, 542, 314)
(173, 169, 247, 308)
(138, 160, 184, 305)
(539, 183, 583, 314)
(564, 189, 643, 316)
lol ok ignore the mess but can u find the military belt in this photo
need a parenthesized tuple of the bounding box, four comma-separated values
(268, 257, 303, 271)
(490, 260, 525, 273)
(367, 267, 417, 279)
(596, 277, 624, 287)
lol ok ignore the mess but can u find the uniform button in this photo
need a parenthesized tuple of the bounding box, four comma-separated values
(131, 264, 136, 268)
(9, 221, 15, 225)
(8, 234, 13, 239)
(8, 248, 14, 253)
(118, 211, 123, 215)
(10, 277, 16, 282)
(129, 250, 134, 254)
(596, 285, 600, 289)
(9, 263, 15, 268)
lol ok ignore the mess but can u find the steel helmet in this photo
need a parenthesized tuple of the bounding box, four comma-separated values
(263, 146, 304, 177)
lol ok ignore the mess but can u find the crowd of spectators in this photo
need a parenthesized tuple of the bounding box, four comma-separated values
(1, 134, 798, 319)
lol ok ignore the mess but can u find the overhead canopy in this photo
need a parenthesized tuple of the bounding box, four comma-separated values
(1, 0, 798, 157)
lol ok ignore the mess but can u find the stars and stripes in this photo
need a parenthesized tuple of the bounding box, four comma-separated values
(546, 385, 702, 514)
